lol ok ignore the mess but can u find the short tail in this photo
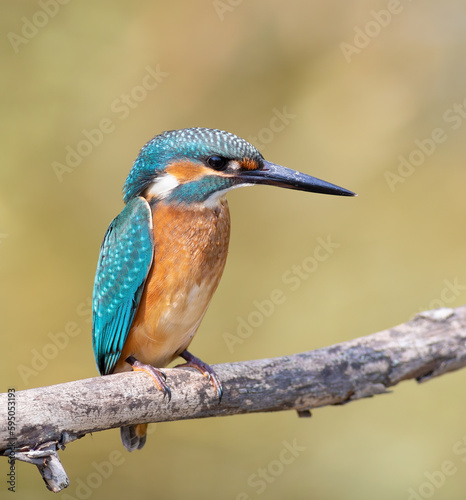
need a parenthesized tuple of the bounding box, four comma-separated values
(120, 424, 148, 452)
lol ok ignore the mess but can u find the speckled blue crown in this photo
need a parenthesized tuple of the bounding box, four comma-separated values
(123, 128, 263, 202)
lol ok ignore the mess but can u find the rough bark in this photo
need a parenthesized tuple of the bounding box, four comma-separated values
(2, 306, 466, 492)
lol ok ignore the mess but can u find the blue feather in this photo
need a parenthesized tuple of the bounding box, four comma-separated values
(92, 197, 154, 375)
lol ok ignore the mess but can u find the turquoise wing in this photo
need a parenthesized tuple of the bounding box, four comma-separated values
(92, 197, 154, 375)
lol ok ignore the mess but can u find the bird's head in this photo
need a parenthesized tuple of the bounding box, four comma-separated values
(123, 127, 355, 205)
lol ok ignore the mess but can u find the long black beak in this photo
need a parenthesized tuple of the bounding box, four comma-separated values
(238, 160, 356, 197)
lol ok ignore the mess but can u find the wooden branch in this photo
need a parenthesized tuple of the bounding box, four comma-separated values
(2, 306, 466, 492)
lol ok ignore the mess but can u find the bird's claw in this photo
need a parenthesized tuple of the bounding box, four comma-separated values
(176, 350, 223, 401)
(126, 355, 172, 401)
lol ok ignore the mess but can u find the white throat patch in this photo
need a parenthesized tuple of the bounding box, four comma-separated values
(146, 174, 179, 199)
(204, 182, 253, 208)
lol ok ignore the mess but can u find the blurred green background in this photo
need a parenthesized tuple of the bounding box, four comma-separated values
(2, 1, 466, 499)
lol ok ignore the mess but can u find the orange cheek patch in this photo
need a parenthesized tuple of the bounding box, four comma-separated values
(166, 161, 212, 183)
(240, 158, 259, 171)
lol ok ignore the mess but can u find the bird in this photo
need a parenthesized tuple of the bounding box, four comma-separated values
(92, 127, 355, 452)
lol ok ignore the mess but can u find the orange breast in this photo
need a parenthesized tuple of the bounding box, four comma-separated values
(114, 198, 231, 372)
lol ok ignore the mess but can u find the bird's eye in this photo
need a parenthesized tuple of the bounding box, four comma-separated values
(207, 156, 228, 171)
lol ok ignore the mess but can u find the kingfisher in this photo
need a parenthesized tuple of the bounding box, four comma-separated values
(92, 127, 355, 452)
